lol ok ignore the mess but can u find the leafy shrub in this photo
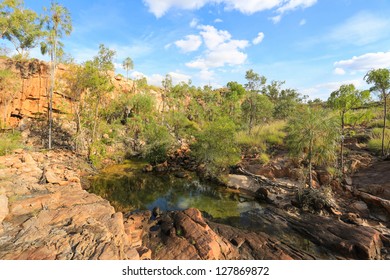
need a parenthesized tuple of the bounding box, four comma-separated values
(142, 122, 174, 164)
(236, 120, 286, 154)
(191, 117, 240, 180)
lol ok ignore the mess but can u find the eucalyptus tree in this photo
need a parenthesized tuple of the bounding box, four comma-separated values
(241, 93, 274, 134)
(1, 0, 43, 58)
(328, 84, 370, 172)
(287, 107, 339, 188)
(41, 1, 72, 149)
(364, 68, 390, 156)
(0, 0, 22, 38)
(122, 57, 133, 80)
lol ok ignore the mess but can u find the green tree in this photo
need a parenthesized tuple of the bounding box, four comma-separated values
(142, 122, 174, 164)
(83, 45, 115, 157)
(245, 69, 266, 93)
(241, 92, 274, 134)
(1, 0, 43, 58)
(122, 56, 133, 80)
(364, 68, 390, 156)
(1, 0, 22, 38)
(41, 1, 72, 149)
(191, 117, 240, 180)
(221, 81, 245, 120)
(161, 74, 172, 113)
(328, 84, 370, 172)
(287, 107, 339, 188)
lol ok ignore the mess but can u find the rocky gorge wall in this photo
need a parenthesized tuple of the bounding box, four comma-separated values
(0, 58, 140, 129)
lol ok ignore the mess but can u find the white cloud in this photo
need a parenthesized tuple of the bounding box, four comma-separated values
(276, 0, 317, 14)
(301, 79, 365, 100)
(174, 35, 202, 52)
(143, 0, 317, 18)
(334, 67, 346, 75)
(186, 25, 249, 70)
(299, 19, 306, 26)
(190, 18, 199, 28)
(199, 24, 231, 50)
(214, 18, 223, 23)
(130, 71, 191, 86)
(270, 15, 281, 24)
(327, 12, 390, 46)
(130, 71, 147, 80)
(168, 71, 192, 84)
(252, 32, 265, 45)
(334, 51, 390, 73)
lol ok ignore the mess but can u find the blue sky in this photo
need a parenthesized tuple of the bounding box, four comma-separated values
(15, 0, 390, 99)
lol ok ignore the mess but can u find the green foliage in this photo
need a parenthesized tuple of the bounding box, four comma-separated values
(130, 93, 155, 118)
(364, 68, 390, 156)
(191, 117, 240, 179)
(241, 92, 274, 133)
(122, 57, 133, 79)
(287, 107, 339, 187)
(328, 85, 370, 125)
(245, 69, 266, 92)
(1, 0, 43, 58)
(344, 109, 375, 127)
(0, 131, 23, 155)
(142, 122, 174, 164)
(236, 121, 286, 155)
(368, 128, 390, 155)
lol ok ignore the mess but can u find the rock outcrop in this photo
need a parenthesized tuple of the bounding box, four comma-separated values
(0, 150, 141, 260)
(0, 58, 136, 128)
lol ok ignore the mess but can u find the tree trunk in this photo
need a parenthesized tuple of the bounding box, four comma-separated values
(383, 93, 388, 156)
(341, 111, 345, 174)
(308, 136, 313, 188)
(48, 40, 56, 149)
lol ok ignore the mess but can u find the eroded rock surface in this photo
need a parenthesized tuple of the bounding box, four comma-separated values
(0, 150, 140, 260)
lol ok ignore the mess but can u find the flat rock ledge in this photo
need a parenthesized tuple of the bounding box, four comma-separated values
(0, 150, 142, 260)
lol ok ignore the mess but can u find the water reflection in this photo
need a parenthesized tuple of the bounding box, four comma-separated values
(89, 164, 262, 219)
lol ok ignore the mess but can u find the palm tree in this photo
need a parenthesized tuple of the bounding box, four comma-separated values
(41, 1, 72, 149)
(122, 57, 133, 80)
(287, 107, 339, 188)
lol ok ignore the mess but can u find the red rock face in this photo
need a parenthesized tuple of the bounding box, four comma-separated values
(0, 58, 71, 128)
(0, 58, 138, 128)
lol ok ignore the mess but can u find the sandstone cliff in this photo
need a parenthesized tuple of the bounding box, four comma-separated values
(0, 58, 137, 129)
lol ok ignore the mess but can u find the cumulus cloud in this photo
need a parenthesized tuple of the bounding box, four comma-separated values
(143, 0, 317, 18)
(334, 51, 390, 73)
(186, 25, 249, 70)
(214, 18, 223, 23)
(301, 79, 365, 100)
(334, 67, 346, 75)
(130, 71, 191, 86)
(252, 32, 265, 45)
(174, 35, 203, 52)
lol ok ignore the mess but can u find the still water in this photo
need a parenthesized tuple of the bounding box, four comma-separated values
(89, 160, 263, 220)
(89, 160, 333, 258)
